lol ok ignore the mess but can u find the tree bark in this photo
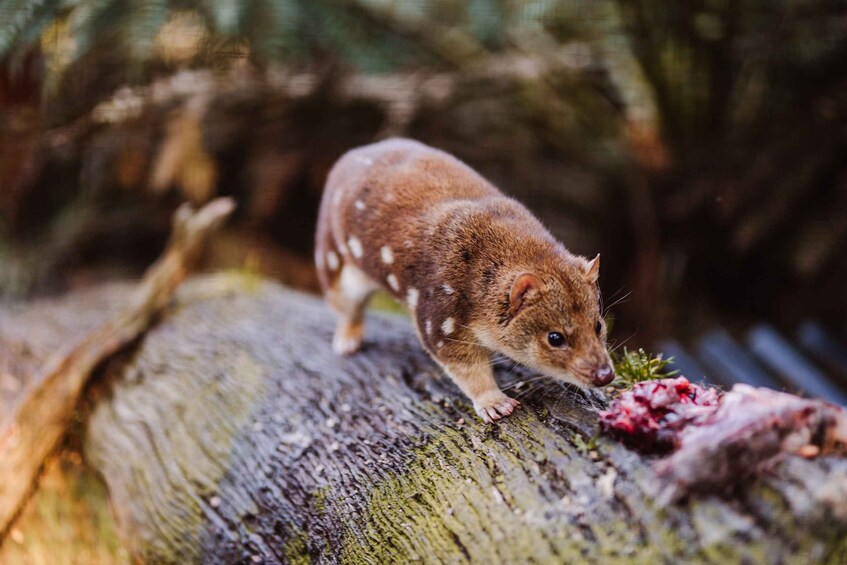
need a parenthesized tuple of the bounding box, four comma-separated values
(2, 272, 845, 562)
(49, 272, 841, 563)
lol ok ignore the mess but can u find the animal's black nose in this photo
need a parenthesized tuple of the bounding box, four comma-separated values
(592, 364, 615, 386)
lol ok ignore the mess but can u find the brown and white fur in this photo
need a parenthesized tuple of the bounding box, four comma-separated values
(316, 139, 614, 423)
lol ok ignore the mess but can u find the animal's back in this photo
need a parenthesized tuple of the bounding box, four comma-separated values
(316, 137, 555, 295)
(324, 138, 499, 233)
(317, 139, 505, 291)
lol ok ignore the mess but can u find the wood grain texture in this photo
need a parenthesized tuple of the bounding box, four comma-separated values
(0, 198, 234, 536)
(76, 273, 847, 563)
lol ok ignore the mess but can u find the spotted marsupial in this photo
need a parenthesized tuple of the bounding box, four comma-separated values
(315, 138, 614, 423)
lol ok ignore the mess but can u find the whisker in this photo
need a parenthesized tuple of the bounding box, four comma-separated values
(609, 331, 637, 353)
(515, 383, 541, 398)
(603, 290, 633, 316)
(516, 382, 548, 398)
(500, 374, 549, 391)
(557, 382, 599, 408)
(507, 360, 522, 376)
(603, 285, 630, 306)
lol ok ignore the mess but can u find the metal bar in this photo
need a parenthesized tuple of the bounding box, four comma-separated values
(747, 324, 847, 405)
(697, 329, 781, 390)
(797, 321, 847, 384)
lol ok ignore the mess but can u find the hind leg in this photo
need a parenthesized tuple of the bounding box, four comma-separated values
(315, 188, 378, 354)
(326, 262, 379, 355)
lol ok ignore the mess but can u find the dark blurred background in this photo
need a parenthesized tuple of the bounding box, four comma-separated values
(2, 1, 847, 394)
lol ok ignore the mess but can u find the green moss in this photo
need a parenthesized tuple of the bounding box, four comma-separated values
(611, 347, 677, 389)
(326, 395, 842, 563)
(311, 486, 330, 514)
(336, 408, 650, 563)
(824, 540, 847, 565)
(282, 527, 310, 565)
(570, 431, 598, 455)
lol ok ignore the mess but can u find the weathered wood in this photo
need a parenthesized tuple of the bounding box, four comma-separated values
(0, 198, 234, 536)
(70, 273, 847, 563)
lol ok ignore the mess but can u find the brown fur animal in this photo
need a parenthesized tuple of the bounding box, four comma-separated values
(315, 139, 614, 422)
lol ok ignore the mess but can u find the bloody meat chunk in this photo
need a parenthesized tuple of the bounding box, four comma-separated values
(599, 378, 847, 500)
(599, 377, 721, 454)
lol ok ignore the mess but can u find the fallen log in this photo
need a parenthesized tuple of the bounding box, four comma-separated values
(0, 198, 234, 537)
(64, 273, 847, 563)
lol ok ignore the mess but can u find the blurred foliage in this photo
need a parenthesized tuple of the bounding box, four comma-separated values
(6, 0, 839, 146)
(1, 0, 847, 340)
(612, 347, 678, 389)
(1, 0, 432, 77)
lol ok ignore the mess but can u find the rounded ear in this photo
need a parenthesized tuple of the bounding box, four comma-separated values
(509, 272, 542, 318)
(584, 254, 600, 284)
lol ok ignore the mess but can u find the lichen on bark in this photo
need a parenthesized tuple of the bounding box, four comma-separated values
(28, 271, 843, 563)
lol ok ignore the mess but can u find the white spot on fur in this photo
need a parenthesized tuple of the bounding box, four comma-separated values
(441, 317, 455, 335)
(348, 237, 363, 259)
(355, 200, 365, 210)
(339, 264, 376, 299)
(380, 246, 394, 264)
(437, 340, 444, 348)
(326, 251, 339, 271)
(425, 319, 432, 336)
(355, 155, 374, 165)
(442, 285, 454, 295)
(407, 287, 419, 309)
(387, 274, 400, 292)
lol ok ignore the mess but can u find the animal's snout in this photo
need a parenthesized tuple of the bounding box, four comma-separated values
(592, 363, 615, 386)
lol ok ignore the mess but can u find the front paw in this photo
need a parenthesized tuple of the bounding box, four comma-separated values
(473, 392, 521, 423)
(332, 332, 362, 355)
(332, 321, 364, 355)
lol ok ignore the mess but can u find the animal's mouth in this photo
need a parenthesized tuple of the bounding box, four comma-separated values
(571, 360, 615, 387)
(567, 368, 610, 388)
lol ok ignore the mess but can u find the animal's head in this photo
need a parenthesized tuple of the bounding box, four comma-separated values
(480, 254, 614, 388)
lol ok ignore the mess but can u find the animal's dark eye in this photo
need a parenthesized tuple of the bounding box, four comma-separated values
(595, 321, 602, 335)
(547, 332, 566, 347)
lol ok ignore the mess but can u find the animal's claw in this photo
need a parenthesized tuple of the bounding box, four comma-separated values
(474, 394, 521, 423)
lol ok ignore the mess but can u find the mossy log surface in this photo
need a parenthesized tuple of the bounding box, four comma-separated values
(5, 272, 847, 563)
